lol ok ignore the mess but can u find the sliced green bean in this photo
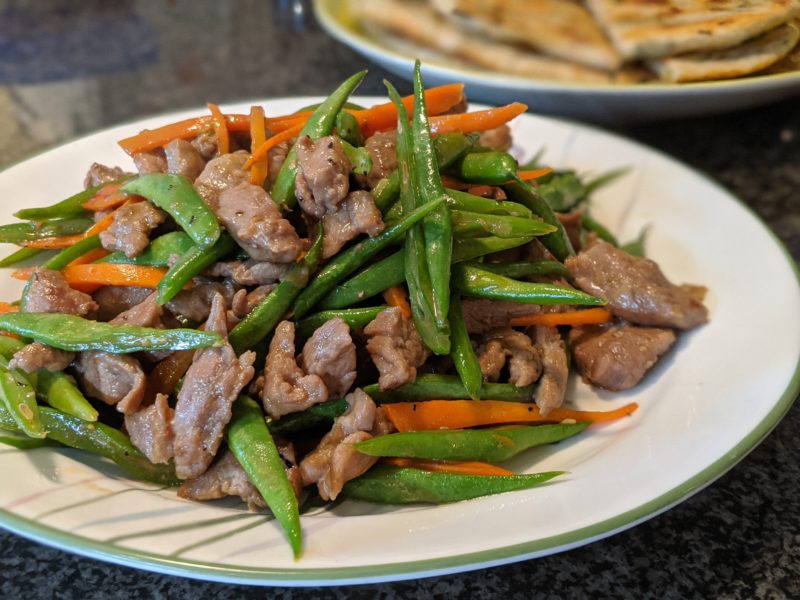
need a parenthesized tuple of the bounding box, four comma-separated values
(0, 336, 25, 360)
(335, 110, 363, 147)
(317, 252, 405, 310)
(371, 175, 401, 215)
(449, 294, 481, 400)
(363, 374, 535, 403)
(340, 139, 372, 176)
(451, 236, 535, 263)
(0, 313, 222, 353)
(581, 214, 618, 246)
(267, 397, 349, 435)
(621, 226, 650, 258)
(450, 210, 556, 239)
(445, 189, 532, 218)
(37, 370, 98, 422)
(450, 151, 518, 185)
(102, 231, 195, 268)
(44, 234, 103, 271)
(0, 217, 94, 245)
(0, 356, 42, 438)
(0, 247, 43, 268)
(14, 177, 131, 221)
(295, 306, 386, 341)
(476, 260, 569, 279)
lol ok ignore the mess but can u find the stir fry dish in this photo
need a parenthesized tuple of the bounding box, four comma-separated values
(0, 64, 709, 558)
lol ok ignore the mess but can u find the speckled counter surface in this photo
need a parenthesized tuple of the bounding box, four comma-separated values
(0, 2, 798, 598)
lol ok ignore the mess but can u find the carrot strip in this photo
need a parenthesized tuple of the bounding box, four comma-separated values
(0, 302, 19, 314)
(68, 248, 110, 267)
(118, 117, 212, 155)
(82, 190, 130, 212)
(382, 286, 411, 318)
(10, 268, 34, 281)
(21, 236, 84, 250)
(244, 122, 304, 169)
(249, 106, 269, 186)
(383, 399, 639, 432)
(510, 308, 613, 328)
(207, 103, 230, 155)
(429, 102, 528, 135)
(382, 457, 514, 477)
(515, 167, 553, 181)
(61, 263, 171, 288)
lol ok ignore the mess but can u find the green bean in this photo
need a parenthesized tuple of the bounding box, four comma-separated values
(293, 101, 365, 113)
(0, 336, 25, 360)
(453, 263, 604, 306)
(0, 247, 43, 268)
(37, 370, 98, 422)
(335, 110, 363, 147)
(340, 139, 372, 176)
(229, 227, 324, 354)
(295, 306, 386, 341)
(317, 252, 405, 310)
(0, 433, 58, 449)
(291, 195, 445, 319)
(0, 403, 179, 485)
(227, 395, 302, 558)
(267, 397, 349, 435)
(476, 260, 569, 279)
(503, 179, 575, 261)
(0, 217, 94, 245)
(342, 466, 564, 504)
(0, 356, 42, 438)
(102, 231, 195, 268)
(449, 294, 481, 400)
(156, 233, 237, 305)
(122, 173, 220, 248)
(43, 234, 102, 270)
(14, 178, 131, 221)
(363, 374, 535, 403)
(371, 175, 401, 215)
(581, 214, 618, 246)
(621, 226, 649, 258)
(451, 235, 535, 263)
(450, 210, 556, 239)
(271, 70, 367, 207)
(450, 151, 518, 185)
(584, 167, 629, 196)
(535, 170, 588, 212)
(445, 189, 532, 218)
(0, 313, 222, 353)
(354, 422, 589, 462)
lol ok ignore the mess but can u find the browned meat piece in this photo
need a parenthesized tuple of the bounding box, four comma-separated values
(372, 406, 397, 436)
(362, 130, 397, 188)
(172, 293, 256, 479)
(194, 151, 250, 210)
(74, 351, 146, 414)
(132, 151, 167, 175)
(206, 260, 289, 286)
(294, 135, 351, 218)
(84, 163, 128, 189)
(276, 438, 303, 499)
(191, 131, 218, 160)
(533, 325, 569, 416)
(478, 124, 512, 151)
(166, 282, 236, 321)
(215, 182, 304, 263)
(92, 286, 152, 321)
(9, 343, 74, 373)
(178, 450, 265, 511)
(99, 201, 167, 259)
(321, 191, 385, 259)
(461, 299, 539, 334)
(569, 323, 676, 391)
(229, 285, 275, 319)
(266, 140, 291, 187)
(23, 269, 98, 316)
(565, 242, 709, 330)
(363, 307, 429, 390)
(262, 321, 328, 419)
(164, 139, 206, 181)
(477, 328, 541, 386)
(299, 388, 379, 501)
(109, 292, 162, 328)
(300, 318, 356, 398)
(125, 393, 174, 464)
(556, 209, 583, 253)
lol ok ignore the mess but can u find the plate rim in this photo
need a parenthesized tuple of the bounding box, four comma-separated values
(313, 0, 800, 96)
(0, 99, 798, 585)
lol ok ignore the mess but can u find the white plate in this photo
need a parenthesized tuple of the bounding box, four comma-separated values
(0, 98, 798, 586)
(314, 0, 800, 123)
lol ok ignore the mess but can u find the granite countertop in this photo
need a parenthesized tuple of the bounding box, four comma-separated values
(0, 2, 798, 598)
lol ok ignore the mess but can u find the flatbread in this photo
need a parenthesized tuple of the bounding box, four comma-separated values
(352, 0, 614, 82)
(586, 0, 800, 60)
(430, 0, 622, 71)
(649, 21, 800, 81)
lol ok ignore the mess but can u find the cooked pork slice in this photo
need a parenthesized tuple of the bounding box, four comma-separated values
(99, 201, 167, 259)
(132, 151, 167, 175)
(461, 299, 540, 334)
(533, 325, 569, 416)
(266, 140, 291, 187)
(300, 318, 357, 398)
(362, 130, 397, 188)
(477, 328, 541, 386)
(178, 449, 265, 511)
(193, 150, 250, 210)
(569, 323, 676, 391)
(164, 139, 206, 181)
(172, 293, 256, 479)
(556, 209, 584, 253)
(321, 191, 385, 259)
(478, 124, 512, 151)
(299, 388, 379, 501)
(23, 269, 98, 316)
(9, 343, 74, 373)
(294, 135, 351, 218)
(109, 292, 162, 328)
(92, 286, 153, 321)
(215, 182, 304, 263)
(166, 282, 236, 321)
(565, 242, 709, 329)
(206, 260, 290, 286)
(84, 162, 128, 189)
(262, 321, 329, 419)
(243, 285, 275, 316)
(191, 130, 218, 160)
(276, 438, 303, 499)
(125, 393, 174, 464)
(363, 307, 430, 390)
(74, 351, 146, 414)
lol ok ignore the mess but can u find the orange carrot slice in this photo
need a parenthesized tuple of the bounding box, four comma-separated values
(382, 286, 411, 318)
(510, 308, 613, 328)
(429, 102, 527, 135)
(382, 457, 514, 477)
(61, 263, 172, 288)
